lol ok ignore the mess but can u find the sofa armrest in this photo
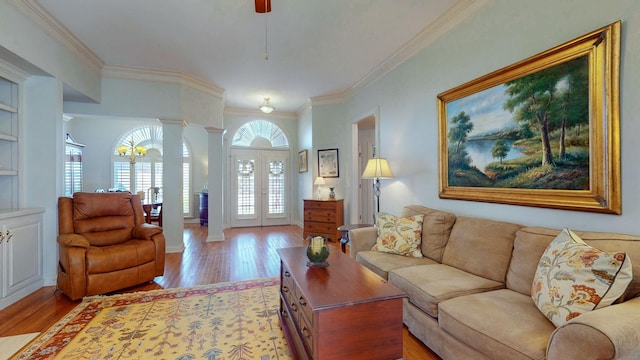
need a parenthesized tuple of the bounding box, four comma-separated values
(133, 223, 163, 239)
(348, 227, 378, 259)
(547, 296, 640, 360)
(57, 234, 90, 249)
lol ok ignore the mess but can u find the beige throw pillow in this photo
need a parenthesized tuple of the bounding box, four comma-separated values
(531, 228, 632, 327)
(371, 213, 424, 258)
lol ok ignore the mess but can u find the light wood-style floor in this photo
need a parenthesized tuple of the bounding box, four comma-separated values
(0, 224, 440, 360)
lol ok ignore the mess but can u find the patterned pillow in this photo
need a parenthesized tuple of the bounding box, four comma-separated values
(371, 213, 424, 258)
(531, 228, 632, 327)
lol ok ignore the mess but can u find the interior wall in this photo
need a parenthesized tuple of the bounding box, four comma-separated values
(297, 105, 313, 226)
(339, 0, 640, 234)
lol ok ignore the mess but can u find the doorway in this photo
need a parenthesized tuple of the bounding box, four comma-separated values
(230, 149, 290, 227)
(357, 116, 376, 224)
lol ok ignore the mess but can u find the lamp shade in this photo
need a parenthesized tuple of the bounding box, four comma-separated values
(361, 158, 394, 179)
(314, 177, 326, 185)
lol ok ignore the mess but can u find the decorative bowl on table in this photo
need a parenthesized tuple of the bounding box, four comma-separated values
(306, 235, 330, 267)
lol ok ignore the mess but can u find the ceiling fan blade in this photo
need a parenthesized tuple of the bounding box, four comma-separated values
(255, 0, 271, 13)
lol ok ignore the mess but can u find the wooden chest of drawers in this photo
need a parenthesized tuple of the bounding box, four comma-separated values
(303, 199, 343, 243)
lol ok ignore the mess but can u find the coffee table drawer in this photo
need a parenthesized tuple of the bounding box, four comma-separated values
(299, 310, 314, 355)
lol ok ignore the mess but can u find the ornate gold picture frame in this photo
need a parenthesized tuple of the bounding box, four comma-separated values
(438, 21, 621, 214)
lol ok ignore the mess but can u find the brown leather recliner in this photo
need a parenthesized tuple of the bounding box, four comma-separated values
(57, 192, 165, 300)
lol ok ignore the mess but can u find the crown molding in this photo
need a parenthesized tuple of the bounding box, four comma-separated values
(224, 107, 298, 121)
(344, 0, 490, 100)
(0, 57, 29, 82)
(102, 65, 226, 99)
(10, 0, 104, 73)
(159, 119, 189, 127)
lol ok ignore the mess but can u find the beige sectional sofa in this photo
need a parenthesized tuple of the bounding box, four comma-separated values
(349, 205, 640, 360)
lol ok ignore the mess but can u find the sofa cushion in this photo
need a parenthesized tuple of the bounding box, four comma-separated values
(356, 250, 437, 280)
(372, 213, 424, 258)
(439, 289, 555, 360)
(401, 205, 456, 262)
(531, 229, 632, 327)
(507, 227, 640, 302)
(389, 264, 504, 318)
(442, 216, 522, 283)
(86, 239, 157, 273)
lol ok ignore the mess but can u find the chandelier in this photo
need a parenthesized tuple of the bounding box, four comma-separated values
(259, 97, 275, 113)
(118, 139, 147, 164)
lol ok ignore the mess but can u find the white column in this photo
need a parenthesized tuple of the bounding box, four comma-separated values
(160, 119, 186, 252)
(206, 127, 226, 241)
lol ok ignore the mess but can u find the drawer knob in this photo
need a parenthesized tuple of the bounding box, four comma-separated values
(284, 271, 291, 277)
(298, 296, 307, 306)
(302, 326, 312, 340)
(282, 285, 290, 293)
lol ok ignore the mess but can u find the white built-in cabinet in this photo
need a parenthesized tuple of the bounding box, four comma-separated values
(0, 69, 45, 310)
(0, 209, 44, 310)
(0, 74, 19, 208)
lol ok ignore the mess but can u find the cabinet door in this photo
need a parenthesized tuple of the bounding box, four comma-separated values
(2, 214, 43, 300)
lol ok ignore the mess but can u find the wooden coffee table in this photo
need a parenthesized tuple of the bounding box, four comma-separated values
(277, 246, 406, 360)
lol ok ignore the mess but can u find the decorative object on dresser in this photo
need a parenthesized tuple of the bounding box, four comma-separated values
(277, 246, 406, 360)
(303, 199, 344, 243)
(313, 176, 325, 199)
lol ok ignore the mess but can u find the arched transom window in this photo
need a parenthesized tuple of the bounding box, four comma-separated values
(232, 120, 289, 148)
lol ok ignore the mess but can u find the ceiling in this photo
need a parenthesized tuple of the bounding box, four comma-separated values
(35, 0, 462, 113)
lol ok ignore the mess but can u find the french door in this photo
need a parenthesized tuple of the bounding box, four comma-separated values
(230, 149, 290, 227)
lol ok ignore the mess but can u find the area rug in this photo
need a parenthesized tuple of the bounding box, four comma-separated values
(0, 333, 39, 360)
(10, 278, 292, 360)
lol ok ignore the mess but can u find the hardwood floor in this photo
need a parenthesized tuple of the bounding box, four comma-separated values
(0, 224, 440, 360)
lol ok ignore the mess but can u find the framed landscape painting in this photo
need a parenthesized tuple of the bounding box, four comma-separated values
(438, 21, 621, 214)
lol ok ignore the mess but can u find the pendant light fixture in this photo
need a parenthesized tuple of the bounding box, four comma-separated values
(118, 139, 147, 165)
(259, 97, 275, 113)
(255, 0, 271, 60)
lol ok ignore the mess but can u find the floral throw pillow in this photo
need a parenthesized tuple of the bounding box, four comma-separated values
(531, 228, 632, 327)
(371, 213, 424, 258)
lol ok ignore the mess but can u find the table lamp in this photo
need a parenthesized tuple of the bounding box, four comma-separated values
(314, 177, 325, 200)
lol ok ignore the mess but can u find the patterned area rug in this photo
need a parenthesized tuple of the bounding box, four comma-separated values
(11, 278, 292, 360)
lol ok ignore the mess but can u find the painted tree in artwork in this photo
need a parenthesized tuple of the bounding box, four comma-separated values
(503, 66, 565, 166)
(448, 111, 474, 169)
(504, 56, 588, 166)
(553, 56, 589, 159)
(491, 139, 510, 164)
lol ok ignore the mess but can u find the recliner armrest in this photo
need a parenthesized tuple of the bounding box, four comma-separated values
(547, 296, 640, 359)
(133, 223, 163, 239)
(57, 234, 90, 249)
(349, 227, 378, 259)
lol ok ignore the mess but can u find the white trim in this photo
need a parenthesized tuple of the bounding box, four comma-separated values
(10, 0, 104, 73)
(311, 0, 490, 106)
(103, 65, 226, 99)
(224, 107, 298, 120)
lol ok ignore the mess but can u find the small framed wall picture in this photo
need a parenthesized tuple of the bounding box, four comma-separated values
(298, 149, 308, 173)
(318, 148, 339, 178)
